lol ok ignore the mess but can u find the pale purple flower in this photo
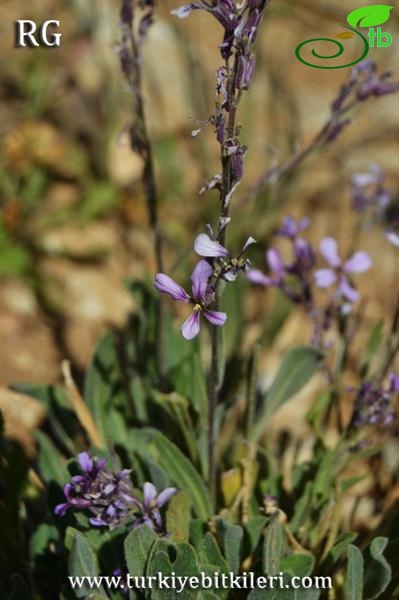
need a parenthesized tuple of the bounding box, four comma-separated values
(194, 233, 256, 281)
(54, 453, 136, 529)
(352, 373, 398, 428)
(132, 482, 176, 533)
(314, 237, 372, 303)
(276, 216, 310, 240)
(154, 260, 227, 340)
(350, 164, 391, 213)
(246, 227, 315, 305)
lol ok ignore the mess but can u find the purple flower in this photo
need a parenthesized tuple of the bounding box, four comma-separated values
(246, 218, 315, 305)
(276, 216, 310, 240)
(314, 237, 371, 303)
(350, 164, 391, 213)
(352, 373, 398, 428)
(133, 483, 177, 533)
(247, 247, 284, 287)
(155, 260, 227, 340)
(194, 233, 256, 281)
(54, 453, 136, 529)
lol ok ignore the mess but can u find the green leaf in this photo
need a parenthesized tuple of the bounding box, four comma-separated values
(245, 516, 267, 553)
(68, 528, 106, 598)
(321, 531, 358, 573)
(35, 431, 68, 486)
(215, 519, 243, 574)
(251, 347, 323, 442)
(280, 554, 315, 577)
(13, 383, 76, 454)
(166, 491, 191, 543)
(174, 544, 201, 600)
(124, 524, 157, 578)
(83, 331, 127, 445)
(363, 537, 392, 599)
(345, 545, 364, 600)
(147, 549, 174, 600)
(347, 5, 393, 28)
(263, 517, 286, 575)
(199, 533, 229, 573)
(29, 523, 59, 559)
(135, 429, 212, 520)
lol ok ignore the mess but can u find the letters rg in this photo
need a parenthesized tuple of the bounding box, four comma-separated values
(15, 20, 62, 48)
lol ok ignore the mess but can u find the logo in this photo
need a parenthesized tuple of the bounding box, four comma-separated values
(296, 5, 393, 69)
(15, 20, 62, 48)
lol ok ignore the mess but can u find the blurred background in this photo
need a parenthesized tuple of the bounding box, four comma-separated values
(0, 0, 398, 469)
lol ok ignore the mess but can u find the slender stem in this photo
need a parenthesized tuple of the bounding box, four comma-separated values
(379, 289, 399, 379)
(122, 10, 166, 383)
(207, 53, 241, 508)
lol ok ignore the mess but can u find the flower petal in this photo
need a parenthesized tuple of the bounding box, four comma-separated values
(54, 503, 69, 516)
(319, 237, 341, 268)
(194, 233, 229, 258)
(266, 248, 284, 276)
(156, 487, 177, 508)
(203, 309, 227, 327)
(339, 276, 359, 302)
(170, 3, 202, 18)
(314, 268, 337, 288)
(154, 274, 190, 303)
(385, 229, 399, 248)
(246, 269, 273, 286)
(181, 311, 201, 340)
(78, 452, 93, 473)
(143, 482, 157, 506)
(190, 260, 213, 301)
(389, 373, 399, 393)
(344, 251, 372, 274)
(389, 373, 399, 392)
(240, 236, 257, 255)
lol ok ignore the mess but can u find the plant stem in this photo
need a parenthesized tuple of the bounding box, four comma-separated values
(121, 6, 166, 383)
(207, 54, 241, 508)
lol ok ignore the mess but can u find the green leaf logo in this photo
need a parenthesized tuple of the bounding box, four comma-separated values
(347, 5, 393, 28)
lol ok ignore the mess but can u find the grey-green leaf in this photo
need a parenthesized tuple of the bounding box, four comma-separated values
(68, 528, 106, 598)
(135, 429, 212, 520)
(124, 524, 157, 578)
(166, 491, 191, 543)
(345, 545, 364, 600)
(280, 553, 315, 577)
(263, 517, 286, 575)
(347, 5, 393, 28)
(251, 347, 323, 442)
(364, 537, 392, 599)
(215, 519, 243, 574)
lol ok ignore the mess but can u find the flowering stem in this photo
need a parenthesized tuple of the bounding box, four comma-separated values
(208, 52, 243, 508)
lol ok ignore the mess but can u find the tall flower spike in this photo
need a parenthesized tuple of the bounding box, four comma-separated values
(314, 237, 372, 303)
(155, 260, 227, 340)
